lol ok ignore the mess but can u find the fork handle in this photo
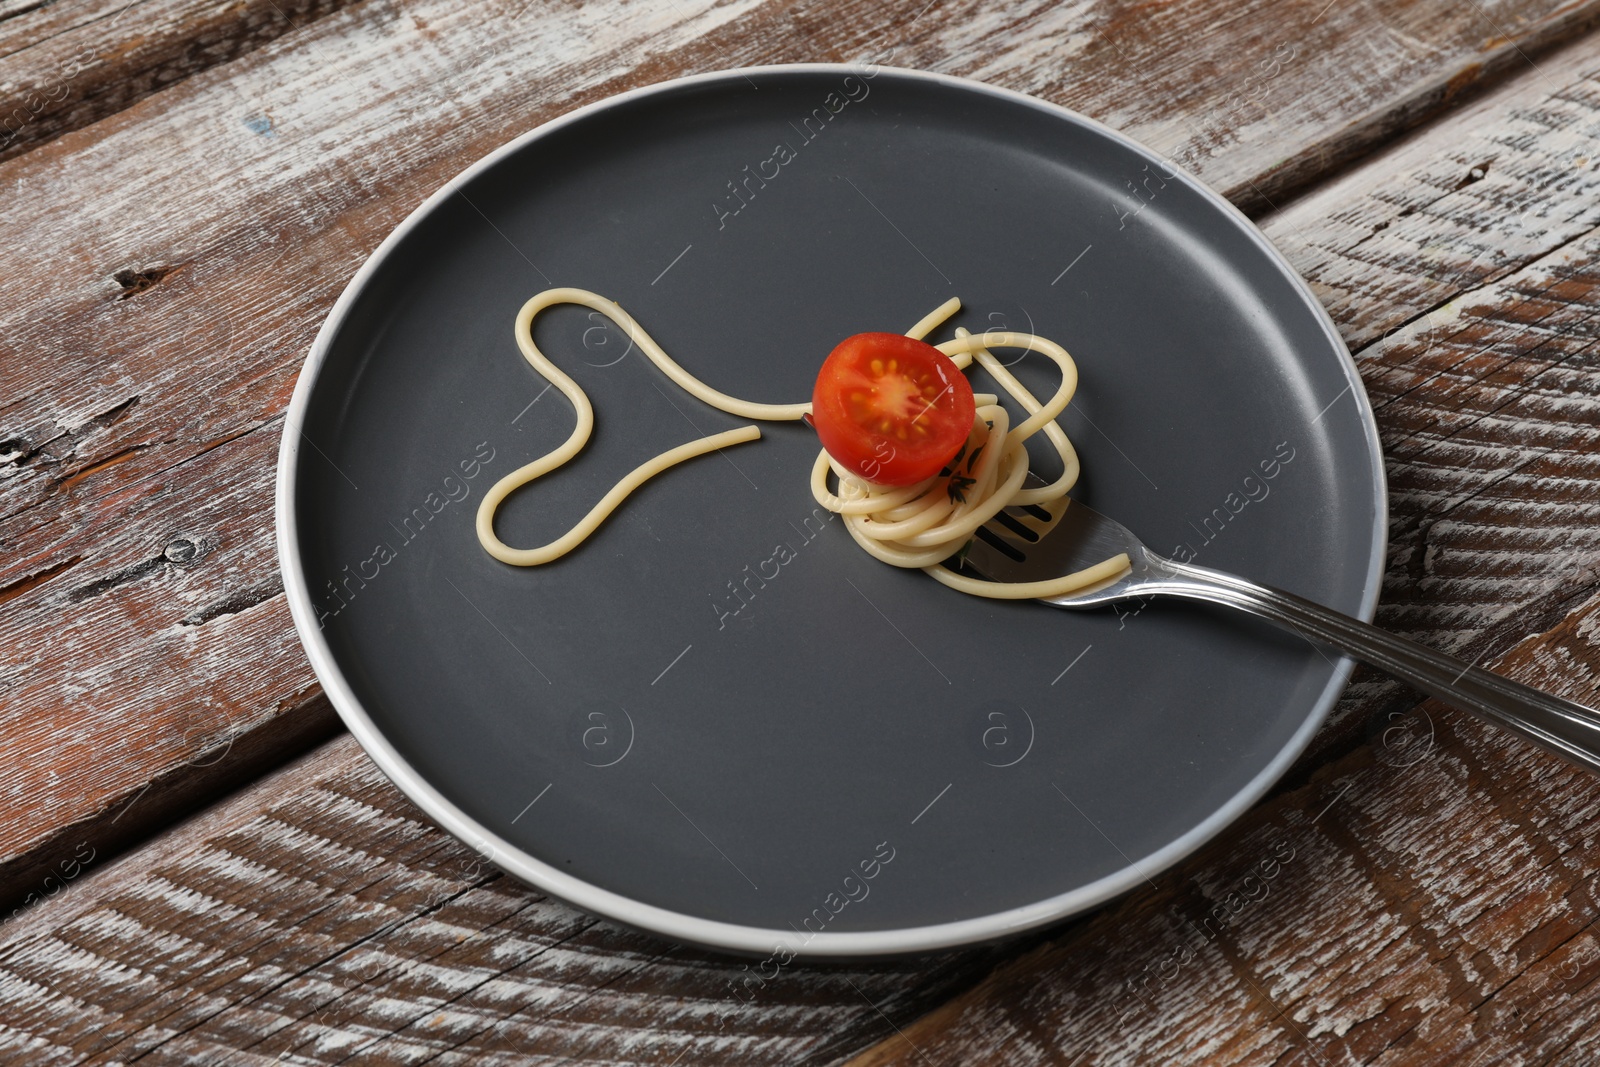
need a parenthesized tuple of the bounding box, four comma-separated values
(1147, 559, 1600, 772)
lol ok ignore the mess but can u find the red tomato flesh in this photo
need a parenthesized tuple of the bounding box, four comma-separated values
(811, 332, 976, 487)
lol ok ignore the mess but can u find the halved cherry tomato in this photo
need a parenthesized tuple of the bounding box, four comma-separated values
(811, 332, 976, 487)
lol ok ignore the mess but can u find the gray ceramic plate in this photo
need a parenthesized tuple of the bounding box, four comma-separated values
(277, 64, 1385, 957)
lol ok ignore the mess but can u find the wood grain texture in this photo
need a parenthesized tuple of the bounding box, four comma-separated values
(3, 0, 1600, 1055)
(841, 35, 1600, 1067)
(0, 0, 364, 163)
(1259, 28, 1600, 766)
(0, 536, 1593, 1062)
(2, 22, 1600, 1058)
(841, 593, 1600, 1066)
(3, 0, 1599, 921)
(0, 733, 1008, 1066)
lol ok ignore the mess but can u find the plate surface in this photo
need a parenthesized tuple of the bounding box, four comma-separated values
(277, 65, 1385, 956)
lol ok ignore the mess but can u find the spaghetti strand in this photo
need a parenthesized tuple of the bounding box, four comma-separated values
(477, 288, 1129, 596)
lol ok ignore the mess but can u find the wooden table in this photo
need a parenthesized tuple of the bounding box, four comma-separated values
(4, 0, 1600, 1061)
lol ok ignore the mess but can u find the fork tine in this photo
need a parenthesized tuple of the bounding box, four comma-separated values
(961, 521, 1039, 581)
(958, 476, 1066, 580)
(958, 475, 1147, 594)
(979, 473, 1068, 547)
(1004, 493, 1069, 537)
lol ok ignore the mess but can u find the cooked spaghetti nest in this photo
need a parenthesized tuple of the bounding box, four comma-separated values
(476, 287, 1129, 599)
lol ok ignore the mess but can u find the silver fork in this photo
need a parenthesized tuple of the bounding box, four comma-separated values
(962, 488, 1600, 772)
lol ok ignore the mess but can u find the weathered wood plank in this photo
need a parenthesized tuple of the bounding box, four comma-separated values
(0, 0, 364, 163)
(837, 34, 1600, 1064)
(0, 0, 793, 919)
(0, 529, 1593, 1062)
(1047, 0, 1600, 213)
(0, 733, 1007, 1066)
(4, 0, 1600, 921)
(1256, 29, 1600, 767)
(841, 591, 1600, 1066)
(0, 0, 123, 45)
